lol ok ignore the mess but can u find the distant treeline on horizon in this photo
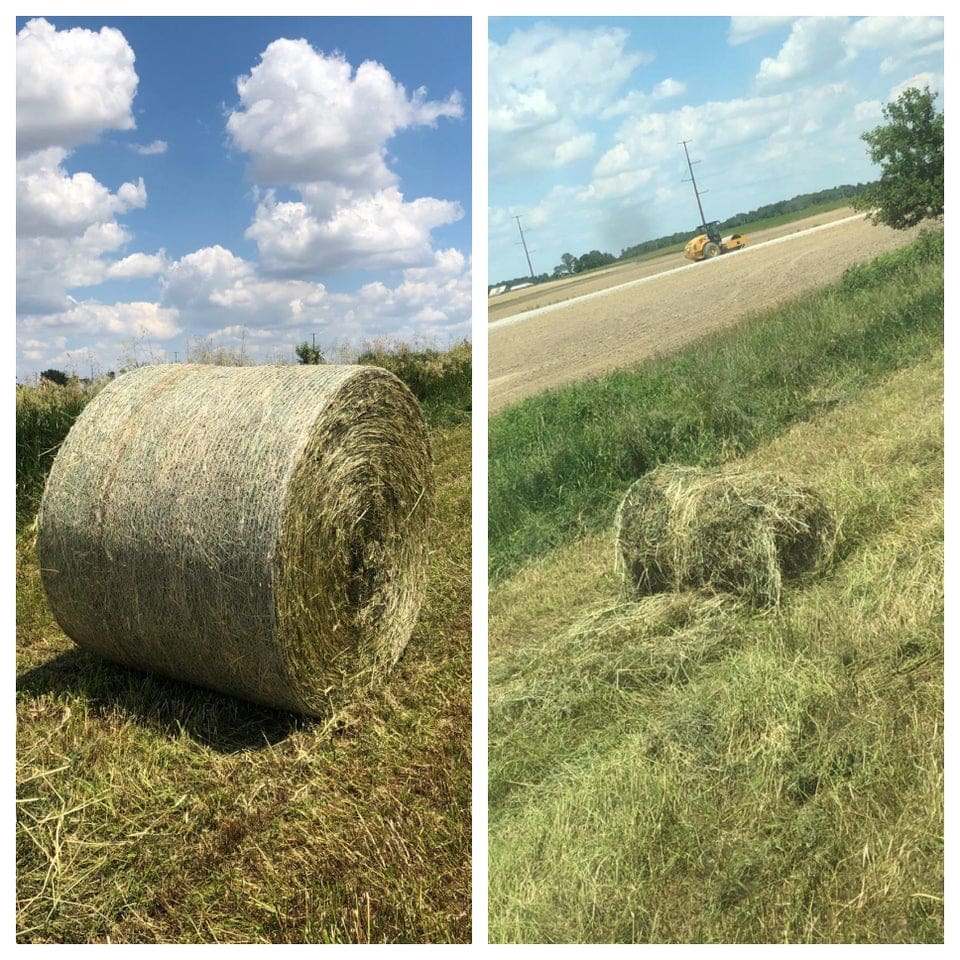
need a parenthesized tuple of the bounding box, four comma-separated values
(490, 182, 871, 291)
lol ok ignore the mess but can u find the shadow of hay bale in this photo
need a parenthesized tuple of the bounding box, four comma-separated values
(614, 464, 838, 606)
(16, 649, 306, 754)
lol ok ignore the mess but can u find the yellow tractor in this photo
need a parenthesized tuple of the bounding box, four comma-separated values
(683, 220, 747, 262)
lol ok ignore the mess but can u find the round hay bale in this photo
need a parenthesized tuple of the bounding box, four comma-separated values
(614, 464, 836, 606)
(37, 363, 434, 716)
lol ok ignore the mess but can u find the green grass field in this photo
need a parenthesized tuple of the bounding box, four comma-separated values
(490, 229, 944, 581)
(16, 346, 472, 943)
(488, 232, 943, 943)
(722, 198, 854, 237)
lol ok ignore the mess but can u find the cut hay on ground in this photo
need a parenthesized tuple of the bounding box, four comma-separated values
(614, 464, 836, 606)
(37, 363, 434, 716)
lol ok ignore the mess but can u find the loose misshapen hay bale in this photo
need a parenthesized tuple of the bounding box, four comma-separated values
(614, 464, 837, 606)
(37, 363, 434, 716)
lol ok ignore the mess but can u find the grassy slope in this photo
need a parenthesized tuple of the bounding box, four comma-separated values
(16, 360, 471, 943)
(489, 230, 944, 581)
(488, 354, 943, 943)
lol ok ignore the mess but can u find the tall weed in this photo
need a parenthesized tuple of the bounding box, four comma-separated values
(357, 340, 471, 426)
(16, 383, 95, 527)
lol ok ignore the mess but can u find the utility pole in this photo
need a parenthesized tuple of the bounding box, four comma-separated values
(514, 215, 535, 279)
(680, 140, 709, 227)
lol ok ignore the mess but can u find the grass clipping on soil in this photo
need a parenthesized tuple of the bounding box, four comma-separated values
(37, 363, 434, 716)
(614, 465, 836, 607)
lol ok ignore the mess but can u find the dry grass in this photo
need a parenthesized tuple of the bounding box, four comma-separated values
(489, 352, 943, 943)
(17, 353, 471, 944)
(38, 364, 433, 715)
(614, 465, 837, 606)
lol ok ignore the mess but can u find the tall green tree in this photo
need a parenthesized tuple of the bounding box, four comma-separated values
(854, 85, 944, 229)
(295, 341, 324, 365)
(40, 368, 70, 386)
(577, 249, 616, 272)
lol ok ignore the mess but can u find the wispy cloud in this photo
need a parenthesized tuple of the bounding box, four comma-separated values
(130, 139, 167, 155)
(727, 16, 795, 47)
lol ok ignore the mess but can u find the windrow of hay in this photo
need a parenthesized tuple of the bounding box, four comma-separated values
(37, 363, 434, 716)
(614, 464, 837, 606)
(494, 593, 739, 710)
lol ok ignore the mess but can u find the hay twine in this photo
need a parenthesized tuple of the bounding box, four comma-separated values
(614, 464, 837, 606)
(37, 363, 434, 716)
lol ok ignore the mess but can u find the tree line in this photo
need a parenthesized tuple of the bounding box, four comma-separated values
(616, 183, 871, 264)
(491, 183, 871, 293)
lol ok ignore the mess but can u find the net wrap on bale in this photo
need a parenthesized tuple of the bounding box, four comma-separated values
(38, 363, 434, 716)
(614, 464, 836, 606)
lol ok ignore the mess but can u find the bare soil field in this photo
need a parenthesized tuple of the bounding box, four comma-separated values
(489, 210, 923, 415)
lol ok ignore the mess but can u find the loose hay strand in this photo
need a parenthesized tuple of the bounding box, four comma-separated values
(37, 364, 433, 716)
(614, 464, 837, 606)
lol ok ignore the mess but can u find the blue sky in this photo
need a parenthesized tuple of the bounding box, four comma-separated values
(488, 15, 944, 284)
(16, 16, 471, 379)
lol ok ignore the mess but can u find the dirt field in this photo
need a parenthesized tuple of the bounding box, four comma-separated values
(488, 209, 923, 415)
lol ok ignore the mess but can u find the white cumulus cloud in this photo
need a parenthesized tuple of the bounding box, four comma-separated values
(17, 25, 471, 377)
(17, 17, 138, 155)
(246, 188, 462, 276)
(756, 17, 849, 89)
(17, 221, 131, 315)
(16, 18, 158, 327)
(844, 16, 943, 55)
(594, 143, 632, 177)
(17, 148, 146, 238)
(226, 37, 462, 189)
(652, 78, 685, 100)
(162, 246, 257, 310)
(107, 251, 167, 279)
(489, 22, 648, 177)
(165, 243, 470, 343)
(225, 36, 464, 277)
(18, 301, 181, 370)
(554, 133, 596, 167)
(890, 72, 942, 102)
(600, 75, 687, 121)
